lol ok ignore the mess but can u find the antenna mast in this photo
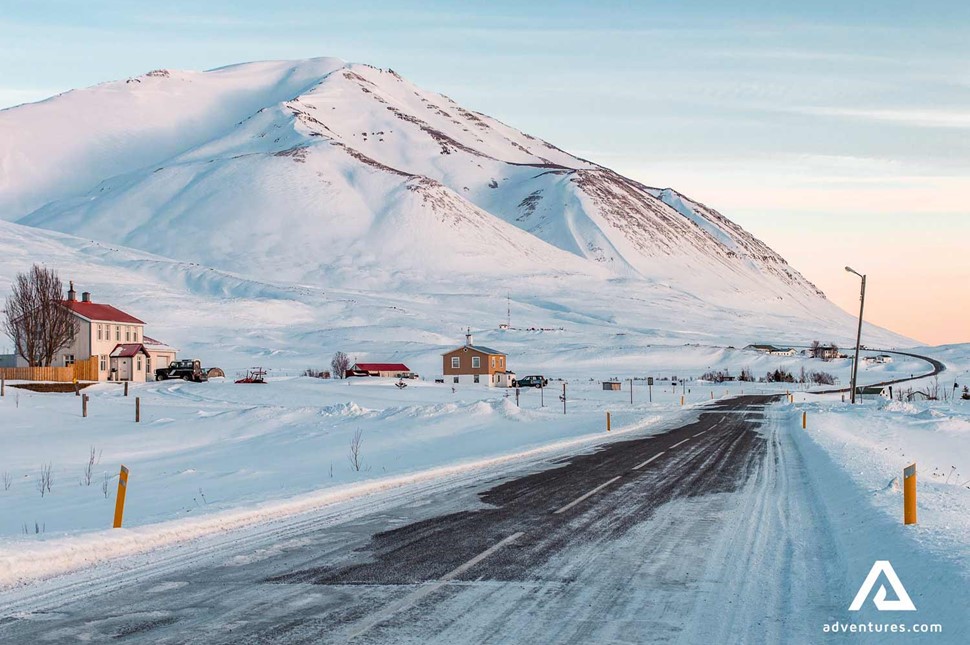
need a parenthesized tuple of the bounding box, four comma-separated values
(507, 292, 511, 329)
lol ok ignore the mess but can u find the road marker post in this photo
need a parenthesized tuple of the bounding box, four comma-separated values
(904, 463, 917, 525)
(680, 395, 684, 406)
(606, 411, 611, 432)
(124, 381, 129, 397)
(135, 396, 140, 423)
(82, 393, 88, 418)
(1, 375, 4, 397)
(113, 465, 130, 528)
(73, 378, 79, 396)
(802, 411, 807, 429)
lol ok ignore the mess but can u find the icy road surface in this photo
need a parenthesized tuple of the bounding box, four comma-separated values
(1, 396, 964, 643)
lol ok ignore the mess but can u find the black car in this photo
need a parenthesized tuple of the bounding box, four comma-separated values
(514, 375, 548, 388)
(155, 359, 208, 382)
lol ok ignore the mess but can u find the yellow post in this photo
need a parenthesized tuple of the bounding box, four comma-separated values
(802, 411, 807, 429)
(606, 411, 611, 432)
(113, 465, 129, 528)
(904, 463, 917, 525)
(680, 395, 684, 406)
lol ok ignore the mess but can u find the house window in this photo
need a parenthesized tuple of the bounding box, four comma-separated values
(451, 356, 460, 369)
(97, 324, 103, 341)
(64, 354, 75, 367)
(472, 356, 481, 369)
(491, 357, 496, 368)
(125, 326, 131, 342)
(100, 355, 107, 371)
(133, 328, 139, 342)
(474, 374, 480, 383)
(453, 376, 459, 384)
(499, 356, 504, 366)
(137, 356, 142, 371)
(115, 326, 120, 341)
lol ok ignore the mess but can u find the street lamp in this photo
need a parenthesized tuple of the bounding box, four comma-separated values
(845, 266, 866, 404)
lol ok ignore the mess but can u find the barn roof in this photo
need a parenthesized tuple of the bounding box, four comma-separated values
(352, 362, 410, 372)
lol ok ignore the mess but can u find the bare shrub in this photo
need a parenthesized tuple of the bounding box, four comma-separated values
(102, 472, 110, 499)
(82, 446, 97, 486)
(348, 428, 365, 472)
(331, 352, 350, 379)
(2, 471, 11, 491)
(37, 462, 53, 497)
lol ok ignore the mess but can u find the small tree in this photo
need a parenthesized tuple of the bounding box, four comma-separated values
(3, 265, 79, 367)
(809, 340, 822, 359)
(331, 351, 350, 379)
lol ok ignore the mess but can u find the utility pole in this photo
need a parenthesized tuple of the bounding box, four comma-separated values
(629, 378, 633, 404)
(846, 266, 866, 404)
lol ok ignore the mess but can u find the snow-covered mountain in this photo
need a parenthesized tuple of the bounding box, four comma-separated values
(0, 57, 910, 360)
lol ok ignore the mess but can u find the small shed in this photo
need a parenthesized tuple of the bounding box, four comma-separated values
(603, 380, 622, 391)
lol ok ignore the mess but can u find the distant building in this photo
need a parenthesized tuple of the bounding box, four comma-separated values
(817, 345, 841, 361)
(863, 354, 893, 365)
(442, 329, 513, 387)
(602, 381, 622, 391)
(744, 344, 797, 357)
(858, 385, 891, 399)
(348, 362, 413, 378)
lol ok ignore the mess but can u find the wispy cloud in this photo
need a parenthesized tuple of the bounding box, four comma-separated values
(796, 106, 970, 129)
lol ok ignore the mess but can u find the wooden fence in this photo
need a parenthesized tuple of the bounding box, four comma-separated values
(0, 356, 99, 382)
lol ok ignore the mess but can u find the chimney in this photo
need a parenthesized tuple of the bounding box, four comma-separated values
(465, 327, 473, 346)
(67, 281, 76, 301)
(81, 292, 91, 303)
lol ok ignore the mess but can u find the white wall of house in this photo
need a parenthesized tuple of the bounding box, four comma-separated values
(445, 373, 498, 387)
(59, 318, 145, 380)
(146, 349, 176, 380)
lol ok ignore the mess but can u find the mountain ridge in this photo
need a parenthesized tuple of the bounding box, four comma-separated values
(0, 58, 893, 353)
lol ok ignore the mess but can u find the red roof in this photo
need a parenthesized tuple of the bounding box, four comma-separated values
(62, 300, 144, 324)
(110, 343, 149, 358)
(352, 363, 410, 372)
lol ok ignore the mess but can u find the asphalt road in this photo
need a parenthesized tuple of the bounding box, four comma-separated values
(1, 394, 846, 643)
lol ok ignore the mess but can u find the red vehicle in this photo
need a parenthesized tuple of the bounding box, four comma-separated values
(235, 367, 267, 384)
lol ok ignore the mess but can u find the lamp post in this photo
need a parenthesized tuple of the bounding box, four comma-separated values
(845, 266, 866, 404)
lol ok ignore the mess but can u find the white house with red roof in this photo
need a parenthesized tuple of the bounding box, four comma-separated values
(58, 282, 177, 382)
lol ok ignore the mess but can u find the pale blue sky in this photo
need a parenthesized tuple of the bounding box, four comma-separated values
(2, 1, 968, 343)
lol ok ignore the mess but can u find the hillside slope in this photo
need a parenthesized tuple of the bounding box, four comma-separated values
(6, 60, 816, 299)
(0, 58, 907, 354)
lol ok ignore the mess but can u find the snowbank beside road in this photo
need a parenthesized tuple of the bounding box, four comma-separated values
(783, 394, 970, 636)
